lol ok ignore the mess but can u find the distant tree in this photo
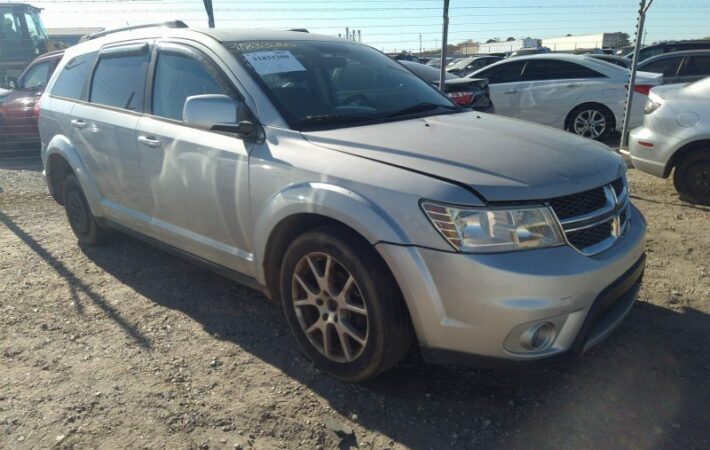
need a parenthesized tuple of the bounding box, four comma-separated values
(506, 37, 515, 41)
(486, 38, 497, 43)
(616, 32, 631, 47)
(566, 33, 572, 37)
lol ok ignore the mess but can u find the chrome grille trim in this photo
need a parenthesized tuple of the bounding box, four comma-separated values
(547, 177, 630, 256)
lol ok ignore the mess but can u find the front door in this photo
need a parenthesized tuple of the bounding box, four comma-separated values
(473, 60, 526, 118)
(134, 42, 253, 273)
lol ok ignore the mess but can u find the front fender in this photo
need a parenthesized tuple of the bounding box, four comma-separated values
(252, 182, 409, 284)
(44, 134, 104, 216)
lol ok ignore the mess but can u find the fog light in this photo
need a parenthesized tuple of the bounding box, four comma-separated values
(520, 322, 556, 351)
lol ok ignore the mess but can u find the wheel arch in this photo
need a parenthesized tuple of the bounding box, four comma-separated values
(44, 135, 103, 214)
(664, 138, 710, 178)
(254, 182, 410, 300)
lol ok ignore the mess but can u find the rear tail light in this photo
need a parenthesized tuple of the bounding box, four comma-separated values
(625, 84, 653, 96)
(644, 98, 661, 114)
(33, 102, 40, 121)
(447, 91, 474, 106)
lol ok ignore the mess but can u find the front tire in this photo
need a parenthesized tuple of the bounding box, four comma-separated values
(567, 104, 613, 140)
(673, 149, 710, 205)
(280, 229, 412, 382)
(62, 174, 108, 246)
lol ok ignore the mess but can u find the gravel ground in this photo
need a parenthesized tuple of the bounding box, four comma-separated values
(0, 156, 708, 450)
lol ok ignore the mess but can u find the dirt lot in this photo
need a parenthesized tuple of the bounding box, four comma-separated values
(0, 156, 708, 450)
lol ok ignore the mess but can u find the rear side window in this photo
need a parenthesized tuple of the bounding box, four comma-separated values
(51, 52, 96, 100)
(684, 55, 710, 76)
(475, 61, 526, 84)
(152, 52, 229, 121)
(90, 51, 149, 111)
(523, 60, 604, 81)
(641, 56, 683, 78)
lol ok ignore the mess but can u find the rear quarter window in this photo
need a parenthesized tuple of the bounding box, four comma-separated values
(51, 52, 97, 100)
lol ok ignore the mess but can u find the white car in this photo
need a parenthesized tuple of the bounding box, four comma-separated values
(469, 54, 662, 140)
(627, 78, 710, 205)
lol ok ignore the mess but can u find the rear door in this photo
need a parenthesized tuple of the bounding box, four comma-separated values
(70, 42, 150, 215)
(677, 54, 710, 83)
(517, 59, 603, 126)
(133, 41, 254, 272)
(471, 60, 526, 117)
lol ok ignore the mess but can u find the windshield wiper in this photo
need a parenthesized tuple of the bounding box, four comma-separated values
(385, 102, 458, 118)
(296, 113, 375, 127)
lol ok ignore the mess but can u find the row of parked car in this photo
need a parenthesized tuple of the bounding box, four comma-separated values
(1, 33, 709, 205)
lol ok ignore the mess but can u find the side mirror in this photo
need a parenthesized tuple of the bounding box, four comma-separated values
(1, 76, 17, 89)
(183, 94, 256, 138)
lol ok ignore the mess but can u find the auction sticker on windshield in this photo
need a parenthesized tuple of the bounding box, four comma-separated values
(243, 51, 306, 75)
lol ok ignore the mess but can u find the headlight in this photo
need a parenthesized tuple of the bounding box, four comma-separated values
(421, 202, 565, 253)
(644, 99, 661, 114)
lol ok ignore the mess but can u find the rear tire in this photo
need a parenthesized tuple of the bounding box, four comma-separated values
(62, 174, 108, 246)
(567, 104, 614, 140)
(280, 228, 412, 382)
(673, 148, 710, 206)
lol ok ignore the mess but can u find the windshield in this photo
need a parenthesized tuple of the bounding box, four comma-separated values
(227, 40, 457, 130)
(449, 57, 474, 70)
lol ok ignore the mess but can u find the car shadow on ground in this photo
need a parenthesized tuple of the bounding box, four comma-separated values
(67, 231, 710, 449)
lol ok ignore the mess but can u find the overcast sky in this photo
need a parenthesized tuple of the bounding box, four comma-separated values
(33, 0, 710, 52)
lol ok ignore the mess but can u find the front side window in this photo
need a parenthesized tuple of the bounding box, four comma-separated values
(226, 40, 457, 130)
(523, 60, 604, 81)
(641, 56, 683, 78)
(52, 52, 96, 100)
(90, 51, 149, 111)
(19, 60, 52, 89)
(23, 12, 46, 55)
(152, 51, 229, 121)
(475, 60, 526, 84)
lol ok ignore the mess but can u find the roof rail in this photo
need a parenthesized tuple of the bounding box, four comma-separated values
(81, 20, 188, 42)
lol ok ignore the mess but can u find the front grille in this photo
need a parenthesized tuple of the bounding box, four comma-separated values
(566, 220, 613, 250)
(547, 177, 629, 255)
(547, 186, 608, 220)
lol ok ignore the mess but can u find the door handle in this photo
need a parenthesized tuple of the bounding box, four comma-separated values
(137, 135, 162, 148)
(566, 83, 583, 88)
(70, 119, 87, 129)
(503, 89, 518, 94)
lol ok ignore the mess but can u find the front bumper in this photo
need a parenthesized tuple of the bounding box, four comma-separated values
(376, 204, 646, 367)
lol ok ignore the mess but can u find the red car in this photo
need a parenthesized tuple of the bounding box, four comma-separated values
(0, 50, 63, 155)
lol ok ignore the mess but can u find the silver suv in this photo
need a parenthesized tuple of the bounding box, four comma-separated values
(39, 24, 646, 382)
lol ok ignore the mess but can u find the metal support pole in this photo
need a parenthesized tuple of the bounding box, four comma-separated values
(621, 0, 653, 148)
(438, 0, 450, 92)
(203, 0, 215, 28)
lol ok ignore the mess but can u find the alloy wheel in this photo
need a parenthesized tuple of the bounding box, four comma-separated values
(291, 252, 369, 363)
(573, 109, 607, 139)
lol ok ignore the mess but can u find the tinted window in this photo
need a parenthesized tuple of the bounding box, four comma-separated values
(51, 52, 96, 99)
(19, 60, 52, 89)
(640, 56, 683, 77)
(523, 60, 604, 81)
(152, 52, 229, 121)
(90, 51, 149, 110)
(684, 55, 710, 76)
(475, 61, 526, 84)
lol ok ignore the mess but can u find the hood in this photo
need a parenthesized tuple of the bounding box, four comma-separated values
(303, 111, 624, 202)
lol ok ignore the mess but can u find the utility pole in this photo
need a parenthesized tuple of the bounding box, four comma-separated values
(346, 27, 350, 41)
(438, 0, 450, 92)
(621, 0, 654, 149)
(419, 33, 422, 55)
(203, 0, 215, 28)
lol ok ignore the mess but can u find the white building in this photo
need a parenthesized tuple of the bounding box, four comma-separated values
(477, 38, 539, 54)
(542, 33, 626, 52)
